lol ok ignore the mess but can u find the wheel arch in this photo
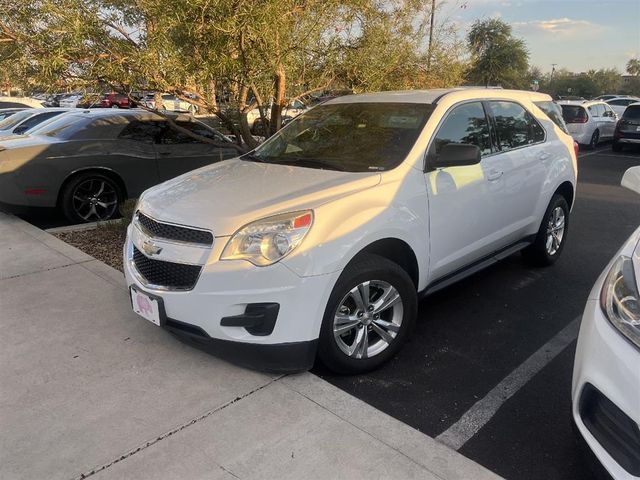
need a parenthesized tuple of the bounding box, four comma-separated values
(347, 238, 420, 290)
(554, 181, 575, 210)
(57, 167, 128, 208)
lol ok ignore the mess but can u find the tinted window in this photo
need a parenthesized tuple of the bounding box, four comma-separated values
(36, 115, 89, 138)
(18, 111, 63, 131)
(561, 105, 587, 123)
(158, 121, 226, 144)
(0, 110, 36, 130)
(623, 105, 640, 121)
(609, 99, 634, 106)
(249, 102, 434, 172)
(534, 101, 569, 134)
(119, 120, 163, 143)
(489, 101, 544, 150)
(430, 102, 491, 159)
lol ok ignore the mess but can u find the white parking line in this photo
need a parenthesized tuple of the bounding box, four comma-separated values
(436, 316, 581, 451)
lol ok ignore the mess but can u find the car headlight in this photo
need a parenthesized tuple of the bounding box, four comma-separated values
(220, 210, 313, 266)
(600, 255, 640, 348)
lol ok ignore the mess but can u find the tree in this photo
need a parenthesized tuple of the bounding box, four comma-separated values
(0, 0, 466, 148)
(466, 18, 529, 88)
(628, 58, 640, 76)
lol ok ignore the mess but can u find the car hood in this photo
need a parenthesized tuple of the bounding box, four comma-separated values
(138, 158, 381, 236)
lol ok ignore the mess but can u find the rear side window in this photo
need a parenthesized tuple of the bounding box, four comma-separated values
(430, 102, 492, 158)
(534, 101, 569, 134)
(488, 101, 545, 151)
(119, 120, 164, 143)
(561, 105, 587, 124)
(588, 104, 605, 117)
(609, 99, 634, 106)
(158, 121, 224, 144)
(623, 106, 640, 121)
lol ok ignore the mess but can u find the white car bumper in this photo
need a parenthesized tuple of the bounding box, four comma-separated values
(572, 247, 640, 478)
(123, 223, 341, 372)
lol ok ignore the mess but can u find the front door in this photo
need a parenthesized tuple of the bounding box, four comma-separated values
(425, 101, 502, 281)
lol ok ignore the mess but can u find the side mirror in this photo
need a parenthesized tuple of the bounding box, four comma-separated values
(621, 166, 640, 195)
(437, 143, 481, 168)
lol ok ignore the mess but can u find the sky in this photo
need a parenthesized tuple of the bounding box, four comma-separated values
(442, 0, 640, 74)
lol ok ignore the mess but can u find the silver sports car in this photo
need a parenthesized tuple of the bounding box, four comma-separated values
(0, 109, 240, 223)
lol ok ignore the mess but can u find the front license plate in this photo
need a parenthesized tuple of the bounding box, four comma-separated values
(636, 126, 640, 131)
(131, 287, 162, 326)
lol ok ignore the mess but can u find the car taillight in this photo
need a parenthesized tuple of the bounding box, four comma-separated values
(573, 141, 579, 158)
(576, 115, 588, 123)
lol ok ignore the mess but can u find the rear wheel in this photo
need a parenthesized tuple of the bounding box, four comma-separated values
(318, 254, 417, 374)
(60, 172, 122, 223)
(588, 130, 599, 150)
(522, 194, 569, 267)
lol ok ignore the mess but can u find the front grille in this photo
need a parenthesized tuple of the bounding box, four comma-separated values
(136, 211, 213, 246)
(133, 246, 202, 290)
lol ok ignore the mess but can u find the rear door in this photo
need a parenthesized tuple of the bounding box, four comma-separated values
(486, 100, 547, 239)
(600, 103, 617, 138)
(155, 120, 238, 181)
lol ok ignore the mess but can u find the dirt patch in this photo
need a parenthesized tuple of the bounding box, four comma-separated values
(54, 227, 126, 272)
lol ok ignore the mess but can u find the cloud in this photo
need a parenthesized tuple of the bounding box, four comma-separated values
(513, 18, 603, 36)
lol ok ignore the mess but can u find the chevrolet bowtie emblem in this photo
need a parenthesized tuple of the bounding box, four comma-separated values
(141, 239, 163, 256)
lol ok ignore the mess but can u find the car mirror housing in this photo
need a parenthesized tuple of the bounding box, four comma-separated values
(622, 166, 640, 195)
(437, 143, 481, 168)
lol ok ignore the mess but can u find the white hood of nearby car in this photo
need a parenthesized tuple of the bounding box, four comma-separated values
(138, 158, 381, 236)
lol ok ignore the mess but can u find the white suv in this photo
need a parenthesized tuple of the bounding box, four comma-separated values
(124, 88, 578, 374)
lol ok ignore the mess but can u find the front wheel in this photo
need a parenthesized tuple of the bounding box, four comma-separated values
(318, 254, 417, 374)
(522, 194, 569, 266)
(588, 130, 599, 150)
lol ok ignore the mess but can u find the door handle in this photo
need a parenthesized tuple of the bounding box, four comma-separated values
(158, 151, 171, 156)
(487, 169, 503, 181)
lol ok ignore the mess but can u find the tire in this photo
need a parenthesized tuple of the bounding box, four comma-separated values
(317, 254, 417, 374)
(522, 194, 570, 267)
(588, 130, 599, 150)
(612, 142, 623, 152)
(60, 172, 123, 224)
(111, 104, 120, 109)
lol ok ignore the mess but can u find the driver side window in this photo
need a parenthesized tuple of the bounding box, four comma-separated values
(428, 102, 491, 168)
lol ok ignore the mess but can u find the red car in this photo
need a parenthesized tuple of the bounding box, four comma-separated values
(100, 93, 134, 109)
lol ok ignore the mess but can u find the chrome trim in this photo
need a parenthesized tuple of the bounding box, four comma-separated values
(134, 210, 214, 249)
(126, 240, 204, 292)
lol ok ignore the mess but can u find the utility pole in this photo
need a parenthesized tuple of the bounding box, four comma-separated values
(427, 0, 436, 71)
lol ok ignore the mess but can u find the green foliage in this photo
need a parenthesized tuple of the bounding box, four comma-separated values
(466, 18, 529, 88)
(627, 58, 640, 76)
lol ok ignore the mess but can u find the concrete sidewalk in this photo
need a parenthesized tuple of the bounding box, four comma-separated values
(0, 212, 501, 480)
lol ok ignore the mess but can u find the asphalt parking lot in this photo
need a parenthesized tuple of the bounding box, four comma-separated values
(316, 144, 640, 479)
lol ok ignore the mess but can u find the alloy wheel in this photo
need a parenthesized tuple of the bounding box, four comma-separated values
(333, 280, 404, 359)
(71, 178, 118, 221)
(546, 206, 565, 256)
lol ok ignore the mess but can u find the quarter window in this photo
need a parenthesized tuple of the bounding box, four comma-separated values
(118, 120, 163, 143)
(429, 102, 492, 162)
(489, 101, 544, 151)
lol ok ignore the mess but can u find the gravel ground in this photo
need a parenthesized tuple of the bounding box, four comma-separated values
(54, 227, 126, 272)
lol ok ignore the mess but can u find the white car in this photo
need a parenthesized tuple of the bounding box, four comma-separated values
(124, 88, 577, 373)
(559, 100, 618, 149)
(572, 166, 640, 480)
(246, 99, 307, 131)
(141, 93, 198, 114)
(607, 97, 640, 118)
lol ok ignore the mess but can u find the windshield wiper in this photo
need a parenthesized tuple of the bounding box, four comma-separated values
(240, 152, 266, 163)
(273, 157, 345, 171)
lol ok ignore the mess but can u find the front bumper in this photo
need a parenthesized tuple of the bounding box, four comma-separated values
(572, 299, 640, 479)
(123, 224, 341, 372)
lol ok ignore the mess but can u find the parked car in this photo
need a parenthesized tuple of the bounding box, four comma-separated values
(0, 109, 238, 223)
(123, 88, 577, 374)
(100, 93, 134, 109)
(559, 100, 618, 149)
(607, 97, 640, 117)
(612, 102, 640, 152)
(572, 166, 640, 480)
(593, 94, 628, 102)
(247, 99, 308, 134)
(0, 108, 28, 122)
(141, 93, 198, 114)
(0, 96, 43, 109)
(58, 93, 101, 109)
(0, 108, 70, 136)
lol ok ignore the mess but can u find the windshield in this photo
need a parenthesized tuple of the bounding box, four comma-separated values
(245, 102, 434, 172)
(623, 106, 640, 121)
(0, 110, 35, 130)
